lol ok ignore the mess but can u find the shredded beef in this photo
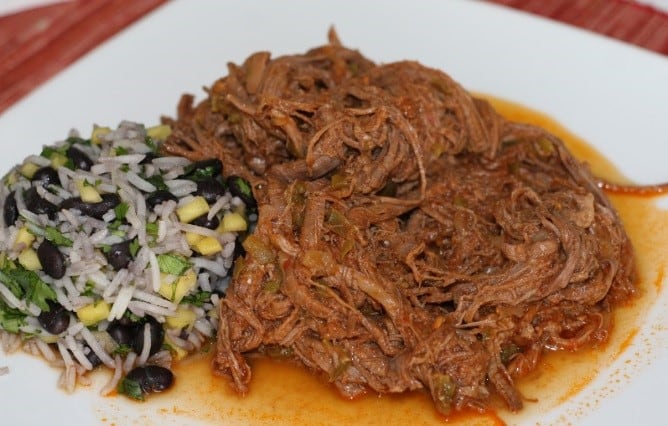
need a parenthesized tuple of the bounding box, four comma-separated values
(162, 32, 636, 414)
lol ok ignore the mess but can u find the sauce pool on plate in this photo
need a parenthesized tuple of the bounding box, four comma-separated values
(91, 97, 666, 426)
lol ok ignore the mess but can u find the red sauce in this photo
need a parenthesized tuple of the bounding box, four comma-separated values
(95, 97, 667, 425)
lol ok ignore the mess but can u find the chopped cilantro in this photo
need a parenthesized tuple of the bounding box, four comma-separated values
(143, 174, 167, 191)
(157, 253, 191, 276)
(123, 310, 141, 323)
(145, 136, 158, 153)
(0, 300, 27, 333)
(44, 226, 73, 247)
(0, 265, 56, 311)
(115, 146, 130, 156)
(81, 281, 96, 298)
(118, 377, 144, 401)
(181, 291, 211, 307)
(111, 344, 133, 357)
(114, 202, 129, 221)
(145, 222, 159, 237)
(129, 239, 140, 257)
(66, 136, 91, 146)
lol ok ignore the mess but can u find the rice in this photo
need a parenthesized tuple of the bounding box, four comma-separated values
(0, 122, 255, 397)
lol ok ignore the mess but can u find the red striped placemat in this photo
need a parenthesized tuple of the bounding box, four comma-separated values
(488, 0, 668, 53)
(0, 0, 666, 115)
(0, 0, 167, 114)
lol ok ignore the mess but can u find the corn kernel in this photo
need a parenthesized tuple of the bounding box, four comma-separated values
(158, 269, 196, 303)
(18, 248, 41, 270)
(20, 162, 40, 179)
(193, 236, 222, 255)
(165, 307, 196, 329)
(146, 124, 172, 141)
(14, 226, 35, 249)
(218, 212, 247, 233)
(91, 126, 111, 144)
(50, 153, 68, 169)
(176, 197, 209, 223)
(76, 301, 111, 326)
(184, 231, 204, 247)
(80, 186, 102, 203)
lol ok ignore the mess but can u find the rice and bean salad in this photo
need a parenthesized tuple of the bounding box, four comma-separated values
(0, 121, 255, 399)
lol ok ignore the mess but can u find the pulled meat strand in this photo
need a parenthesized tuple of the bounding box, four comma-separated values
(162, 36, 636, 414)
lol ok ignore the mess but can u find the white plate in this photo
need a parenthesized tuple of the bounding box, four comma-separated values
(1, 0, 667, 424)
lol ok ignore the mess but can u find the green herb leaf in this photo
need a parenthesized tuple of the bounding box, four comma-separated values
(145, 222, 159, 237)
(118, 377, 144, 401)
(114, 202, 129, 221)
(66, 136, 91, 146)
(143, 174, 167, 191)
(157, 254, 191, 276)
(129, 239, 140, 257)
(145, 136, 158, 153)
(181, 291, 211, 307)
(0, 265, 56, 311)
(44, 226, 73, 247)
(115, 146, 129, 156)
(111, 344, 133, 357)
(0, 300, 27, 333)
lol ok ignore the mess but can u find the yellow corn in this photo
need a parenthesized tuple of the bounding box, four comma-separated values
(76, 180, 102, 203)
(176, 196, 209, 223)
(158, 269, 197, 303)
(91, 126, 111, 144)
(184, 231, 204, 247)
(76, 301, 111, 326)
(165, 307, 196, 330)
(14, 226, 35, 249)
(193, 236, 222, 255)
(50, 153, 68, 169)
(146, 124, 172, 141)
(217, 212, 247, 233)
(18, 248, 41, 270)
(20, 162, 40, 179)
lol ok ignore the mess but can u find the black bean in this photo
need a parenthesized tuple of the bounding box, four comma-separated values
(194, 180, 226, 203)
(3, 191, 18, 226)
(37, 239, 66, 279)
(181, 159, 222, 181)
(66, 146, 93, 171)
(37, 300, 70, 335)
(140, 152, 158, 165)
(131, 316, 164, 357)
(226, 175, 256, 208)
(85, 345, 103, 368)
(190, 213, 220, 230)
(146, 190, 178, 210)
(125, 365, 174, 394)
(105, 240, 133, 270)
(24, 187, 58, 219)
(107, 320, 137, 346)
(59, 193, 120, 219)
(31, 167, 60, 188)
(233, 239, 246, 260)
